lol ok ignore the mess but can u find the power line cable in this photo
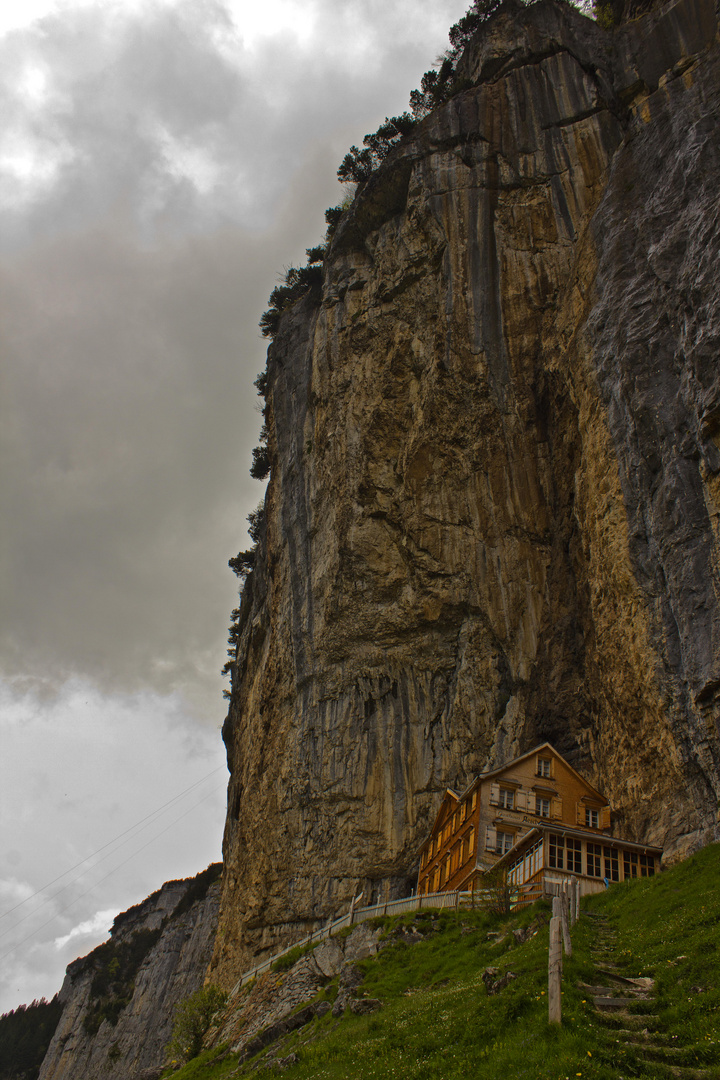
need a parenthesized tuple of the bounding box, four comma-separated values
(0, 765, 225, 923)
(0, 784, 224, 965)
(0, 772, 225, 941)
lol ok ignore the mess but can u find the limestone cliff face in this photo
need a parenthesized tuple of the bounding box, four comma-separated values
(211, 0, 720, 987)
(38, 868, 220, 1080)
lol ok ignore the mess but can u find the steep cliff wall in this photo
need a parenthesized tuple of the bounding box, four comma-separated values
(38, 866, 220, 1080)
(211, 0, 720, 988)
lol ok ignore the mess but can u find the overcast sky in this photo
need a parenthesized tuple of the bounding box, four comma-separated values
(0, 0, 474, 1015)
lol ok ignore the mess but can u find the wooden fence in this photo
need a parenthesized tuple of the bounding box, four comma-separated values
(231, 889, 474, 994)
(229, 875, 580, 997)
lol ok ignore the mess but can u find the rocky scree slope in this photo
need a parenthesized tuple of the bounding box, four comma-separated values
(37, 866, 221, 1080)
(213, 0, 720, 990)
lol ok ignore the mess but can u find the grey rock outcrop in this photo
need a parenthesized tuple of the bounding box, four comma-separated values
(211, 0, 720, 991)
(38, 866, 220, 1080)
(211, 923, 381, 1054)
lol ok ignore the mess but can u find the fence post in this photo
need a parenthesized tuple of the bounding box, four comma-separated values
(563, 892, 572, 956)
(349, 896, 355, 925)
(553, 896, 571, 957)
(548, 915, 562, 1024)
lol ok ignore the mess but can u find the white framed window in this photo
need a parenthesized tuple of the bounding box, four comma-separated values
(535, 796, 550, 818)
(623, 851, 638, 879)
(603, 846, 619, 882)
(495, 830, 514, 855)
(586, 842, 602, 877)
(498, 787, 514, 810)
(567, 837, 582, 873)
(639, 853, 655, 877)
(548, 833, 564, 869)
(585, 808, 599, 828)
(537, 757, 551, 778)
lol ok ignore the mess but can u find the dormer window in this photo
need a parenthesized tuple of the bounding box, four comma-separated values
(537, 757, 551, 778)
(498, 787, 514, 810)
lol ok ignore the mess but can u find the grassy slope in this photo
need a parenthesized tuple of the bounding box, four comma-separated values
(167, 844, 720, 1080)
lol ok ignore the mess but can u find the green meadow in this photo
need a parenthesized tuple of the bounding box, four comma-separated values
(164, 844, 720, 1080)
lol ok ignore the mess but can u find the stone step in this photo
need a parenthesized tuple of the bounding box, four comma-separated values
(606, 1048, 717, 1080)
(580, 981, 653, 997)
(596, 1013, 661, 1029)
(615, 1029, 678, 1045)
(626, 1043, 719, 1066)
(595, 990, 653, 1002)
(589, 980, 655, 994)
(664, 1067, 719, 1079)
(592, 995, 655, 1010)
(595, 969, 654, 989)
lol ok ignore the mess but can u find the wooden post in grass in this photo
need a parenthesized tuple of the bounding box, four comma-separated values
(554, 895, 572, 957)
(548, 915, 562, 1024)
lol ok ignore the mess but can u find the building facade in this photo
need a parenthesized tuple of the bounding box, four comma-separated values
(416, 743, 661, 897)
(498, 822, 661, 899)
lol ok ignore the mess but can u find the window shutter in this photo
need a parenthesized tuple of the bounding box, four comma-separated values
(576, 803, 584, 826)
(489, 782, 500, 805)
(515, 790, 527, 812)
(485, 825, 497, 851)
(551, 797, 562, 820)
(601, 806, 611, 829)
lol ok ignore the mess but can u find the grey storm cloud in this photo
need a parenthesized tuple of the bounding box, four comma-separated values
(0, 0, 471, 714)
(0, 0, 478, 1016)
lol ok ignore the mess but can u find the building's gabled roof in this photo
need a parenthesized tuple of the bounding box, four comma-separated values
(418, 742, 611, 858)
(429, 742, 608, 811)
(477, 742, 608, 805)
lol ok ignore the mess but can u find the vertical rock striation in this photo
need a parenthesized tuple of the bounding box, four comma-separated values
(38, 867, 220, 1080)
(211, 0, 720, 988)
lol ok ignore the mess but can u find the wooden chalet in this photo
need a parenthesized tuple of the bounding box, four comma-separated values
(416, 743, 662, 899)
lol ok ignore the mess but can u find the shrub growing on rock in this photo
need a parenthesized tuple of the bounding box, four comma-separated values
(165, 985, 228, 1065)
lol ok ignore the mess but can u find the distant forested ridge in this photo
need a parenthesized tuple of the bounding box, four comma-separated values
(0, 997, 63, 1080)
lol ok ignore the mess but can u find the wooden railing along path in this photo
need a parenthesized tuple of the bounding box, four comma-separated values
(231, 889, 476, 994)
(230, 877, 561, 996)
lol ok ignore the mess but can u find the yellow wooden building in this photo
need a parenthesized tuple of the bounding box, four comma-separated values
(416, 743, 662, 898)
